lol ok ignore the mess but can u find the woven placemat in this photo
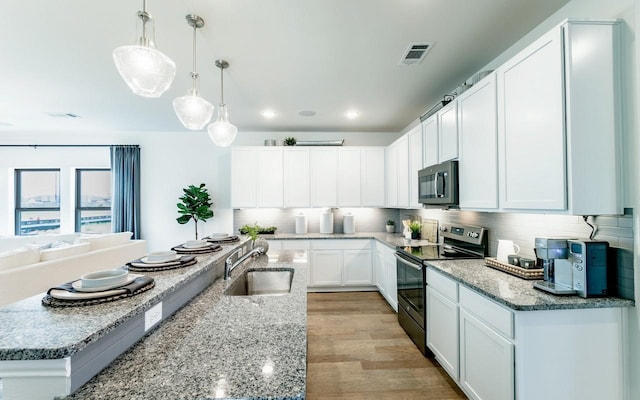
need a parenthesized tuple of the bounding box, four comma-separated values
(42, 277, 155, 308)
(484, 257, 544, 280)
(171, 244, 222, 254)
(127, 257, 198, 272)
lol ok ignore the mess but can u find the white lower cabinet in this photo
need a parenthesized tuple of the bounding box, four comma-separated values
(308, 240, 373, 289)
(374, 241, 386, 297)
(426, 286, 459, 380)
(383, 243, 397, 311)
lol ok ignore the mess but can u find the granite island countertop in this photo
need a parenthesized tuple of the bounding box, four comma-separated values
(58, 249, 307, 400)
(427, 259, 635, 311)
(263, 231, 432, 248)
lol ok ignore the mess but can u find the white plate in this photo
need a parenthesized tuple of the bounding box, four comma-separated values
(140, 254, 181, 264)
(209, 233, 229, 239)
(72, 274, 139, 292)
(182, 242, 211, 249)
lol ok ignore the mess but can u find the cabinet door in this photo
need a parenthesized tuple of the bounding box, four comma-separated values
(284, 148, 310, 207)
(230, 148, 257, 208)
(385, 144, 398, 207)
(459, 309, 514, 400)
(375, 245, 386, 295)
(408, 126, 423, 208)
(497, 26, 565, 210)
(426, 287, 459, 380)
(310, 148, 338, 206)
(256, 148, 283, 207)
(338, 148, 361, 206)
(396, 135, 410, 208)
(438, 101, 458, 162)
(458, 73, 498, 209)
(422, 116, 438, 167)
(310, 250, 342, 287)
(361, 147, 385, 207)
(343, 250, 373, 286)
(384, 246, 398, 311)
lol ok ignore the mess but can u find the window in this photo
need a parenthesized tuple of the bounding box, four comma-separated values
(76, 169, 112, 233)
(15, 169, 61, 235)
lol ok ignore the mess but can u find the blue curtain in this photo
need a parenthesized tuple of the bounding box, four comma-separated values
(110, 145, 141, 239)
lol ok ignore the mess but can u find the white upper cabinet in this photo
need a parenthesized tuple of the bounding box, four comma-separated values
(231, 147, 283, 208)
(310, 148, 338, 206)
(438, 100, 459, 162)
(338, 148, 361, 207)
(408, 125, 423, 209)
(361, 147, 386, 207)
(422, 115, 439, 168)
(458, 73, 498, 210)
(396, 135, 410, 208)
(385, 143, 398, 207)
(284, 148, 310, 207)
(496, 20, 621, 214)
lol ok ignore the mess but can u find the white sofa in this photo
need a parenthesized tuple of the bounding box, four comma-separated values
(0, 232, 147, 307)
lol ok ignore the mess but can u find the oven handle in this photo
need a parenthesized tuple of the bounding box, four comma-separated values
(394, 253, 423, 271)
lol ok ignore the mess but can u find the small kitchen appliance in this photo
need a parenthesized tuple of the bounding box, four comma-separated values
(395, 222, 487, 356)
(418, 160, 459, 206)
(532, 237, 576, 295)
(568, 240, 609, 298)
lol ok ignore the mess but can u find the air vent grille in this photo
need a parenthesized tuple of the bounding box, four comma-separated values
(399, 42, 434, 65)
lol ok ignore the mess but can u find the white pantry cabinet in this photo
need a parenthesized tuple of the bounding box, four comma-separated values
(458, 73, 498, 209)
(231, 147, 283, 208)
(308, 240, 373, 289)
(283, 148, 310, 207)
(408, 125, 423, 208)
(496, 20, 621, 214)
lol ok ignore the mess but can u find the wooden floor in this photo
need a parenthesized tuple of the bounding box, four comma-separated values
(307, 292, 467, 399)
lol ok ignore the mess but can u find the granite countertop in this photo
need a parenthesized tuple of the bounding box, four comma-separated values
(427, 259, 635, 311)
(264, 231, 433, 248)
(60, 249, 307, 400)
(0, 240, 250, 360)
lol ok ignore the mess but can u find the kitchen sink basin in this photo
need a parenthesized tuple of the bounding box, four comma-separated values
(224, 268, 294, 296)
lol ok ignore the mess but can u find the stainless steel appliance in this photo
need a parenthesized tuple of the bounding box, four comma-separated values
(418, 160, 459, 206)
(395, 222, 487, 356)
(533, 238, 609, 298)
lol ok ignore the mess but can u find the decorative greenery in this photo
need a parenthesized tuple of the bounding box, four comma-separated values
(284, 137, 297, 146)
(176, 183, 214, 239)
(239, 223, 278, 236)
(386, 219, 395, 226)
(409, 220, 422, 233)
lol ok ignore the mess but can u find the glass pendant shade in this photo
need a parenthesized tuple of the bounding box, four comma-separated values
(113, 44, 176, 98)
(173, 89, 214, 130)
(207, 104, 238, 147)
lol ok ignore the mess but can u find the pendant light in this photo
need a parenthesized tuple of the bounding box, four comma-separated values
(172, 15, 214, 130)
(207, 60, 238, 147)
(112, 0, 176, 98)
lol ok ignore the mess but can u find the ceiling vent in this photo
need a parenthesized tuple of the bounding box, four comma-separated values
(399, 42, 434, 66)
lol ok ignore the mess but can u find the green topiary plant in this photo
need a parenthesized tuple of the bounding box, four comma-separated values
(176, 183, 214, 239)
(284, 137, 297, 146)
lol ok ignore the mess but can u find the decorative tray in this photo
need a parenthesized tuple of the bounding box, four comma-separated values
(484, 257, 544, 280)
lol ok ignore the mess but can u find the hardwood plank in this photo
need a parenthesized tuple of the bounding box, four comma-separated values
(307, 292, 467, 399)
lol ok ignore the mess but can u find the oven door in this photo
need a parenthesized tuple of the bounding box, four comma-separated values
(395, 253, 425, 328)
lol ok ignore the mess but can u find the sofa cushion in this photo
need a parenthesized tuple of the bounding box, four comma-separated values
(40, 242, 90, 262)
(79, 232, 133, 251)
(34, 233, 80, 246)
(0, 246, 41, 271)
(0, 236, 37, 253)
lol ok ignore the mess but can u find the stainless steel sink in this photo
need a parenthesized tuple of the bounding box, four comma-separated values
(224, 268, 294, 296)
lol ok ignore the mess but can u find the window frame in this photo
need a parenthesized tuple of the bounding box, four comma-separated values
(75, 168, 112, 233)
(14, 168, 61, 235)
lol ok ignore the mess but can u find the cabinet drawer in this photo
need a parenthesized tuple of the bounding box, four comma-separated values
(459, 286, 514, 339)
(281, 240, 310, 250)
(426, 268, 458, 302)
(311, 239, 371, 250)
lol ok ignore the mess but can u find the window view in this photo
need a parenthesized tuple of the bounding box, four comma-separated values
(15, 169, 61, 235)
(76, 169, 112, 233)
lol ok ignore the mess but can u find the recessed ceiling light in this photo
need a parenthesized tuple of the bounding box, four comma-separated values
(261, 110, 277, 119)
(298, 110, 316, 117)
(46, 112, 81, 118)
(345, 110, 359, 119)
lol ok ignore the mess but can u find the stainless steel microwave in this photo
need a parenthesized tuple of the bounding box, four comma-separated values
(418, 160, 459, 206)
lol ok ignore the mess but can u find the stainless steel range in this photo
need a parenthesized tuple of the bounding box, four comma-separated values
(395, 222, 488, 356)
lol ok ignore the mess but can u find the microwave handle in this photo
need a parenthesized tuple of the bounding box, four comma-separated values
(436, 171, 446, 198)
(433, 172, 439, 198)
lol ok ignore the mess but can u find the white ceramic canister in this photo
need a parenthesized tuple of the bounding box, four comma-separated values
(295, 214, 308, 234)
(320, 211, 334, 234)
(343, 213, 355, 234)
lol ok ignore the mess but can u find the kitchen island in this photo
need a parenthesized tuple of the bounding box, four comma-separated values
(0, 240, 307, 400)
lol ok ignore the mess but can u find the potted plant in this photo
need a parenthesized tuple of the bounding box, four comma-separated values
(409, 220, 422, 239)
(385, 219, 395, 233)
(176, 183, 214, 240)
(240, 222, 270, 253)
(284, 136, 297, 146)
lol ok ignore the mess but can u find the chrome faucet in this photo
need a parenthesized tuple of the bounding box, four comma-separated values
(224, 246, 265, 280)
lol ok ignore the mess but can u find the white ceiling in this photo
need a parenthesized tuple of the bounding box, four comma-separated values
(0, 0, 570, 134)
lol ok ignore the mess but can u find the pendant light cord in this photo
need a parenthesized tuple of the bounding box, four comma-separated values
(191, 22, 198, 91)
(220, 66, 225, 105)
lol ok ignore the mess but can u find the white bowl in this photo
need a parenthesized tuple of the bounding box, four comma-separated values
(81, 269, 128, 289)
(184, 240, 208, 249)
(146, 250, 177, 262)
